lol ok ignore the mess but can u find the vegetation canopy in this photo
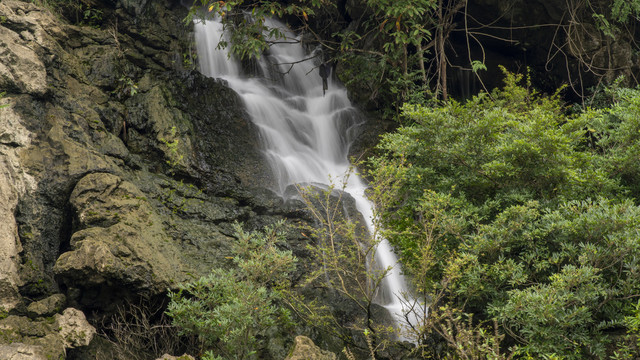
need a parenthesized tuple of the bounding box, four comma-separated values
(187, 0, 640, 111)
(365, 70, 640, 358)
(170, 1, 640, 358)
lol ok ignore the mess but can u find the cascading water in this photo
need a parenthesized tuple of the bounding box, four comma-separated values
(194, 17, 419, 337)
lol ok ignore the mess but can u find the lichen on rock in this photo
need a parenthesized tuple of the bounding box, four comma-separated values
(57, 308, 96, 348)
(285, 336, 337, 360)
(54, 172, 186, 303)
(26, 293, 66, 319)
(0, 307, 95, 360)
(0, 1, 48, 96)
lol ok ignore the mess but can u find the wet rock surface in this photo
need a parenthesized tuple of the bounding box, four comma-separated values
(0, 0, 312, 358)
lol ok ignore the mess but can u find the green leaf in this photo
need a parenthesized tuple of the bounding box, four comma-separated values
(471, 60, 487, 73)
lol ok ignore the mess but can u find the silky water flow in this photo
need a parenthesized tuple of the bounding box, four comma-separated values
(194, 17, 421, 339)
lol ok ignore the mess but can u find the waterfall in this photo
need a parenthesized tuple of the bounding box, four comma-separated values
(194, 17, 419, 338)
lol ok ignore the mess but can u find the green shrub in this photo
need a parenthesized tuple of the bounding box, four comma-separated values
(366, 71, 640, 357)
(572, 87, 640, 198)
(166, 222, 296, 360)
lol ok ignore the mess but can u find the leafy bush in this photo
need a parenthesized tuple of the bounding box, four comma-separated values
(573, 87, 640, 198)
(166, 222, 296, 360)
(282, 179, 397, 350)
(366, 71, 640, 358)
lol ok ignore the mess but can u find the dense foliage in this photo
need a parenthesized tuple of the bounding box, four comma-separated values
(166, 222, 296, 360)
(186, 0, 326, 59)
(187, 0, 640, 110)
(367, 71, 640, 358)
(171, 1, 640, 357)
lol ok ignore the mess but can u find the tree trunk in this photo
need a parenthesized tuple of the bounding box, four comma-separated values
(437, 0, 448, 101)
(403, 42, 408, 101)
(439, 32, 447, 101)
(418, 39, 427, 84)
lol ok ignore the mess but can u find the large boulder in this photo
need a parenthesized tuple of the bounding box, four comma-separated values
(0, 307, 95, 360)
(54, 172, 186, 308)
(285, 336, 337, 360)
(57, 308, 96, 348)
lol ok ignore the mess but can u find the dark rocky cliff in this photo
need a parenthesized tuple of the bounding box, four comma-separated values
(0, 0, 312, 358)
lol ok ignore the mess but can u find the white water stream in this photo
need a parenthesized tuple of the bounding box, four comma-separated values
(194, 17, 418, 337)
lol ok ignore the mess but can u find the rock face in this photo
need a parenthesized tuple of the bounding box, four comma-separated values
(285, 336, 337, 360)
(0, 0, 309, 358)
(156, 354, 196, 360)
(0, 2, 48, 96)
(0, 34, 38, 317)
(0, 306, 96, 359)
(54, 172, 183, 304)
(26, 293, 66, 318)
(0, 343, 48, 360)
(58, 308, 96, 348)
